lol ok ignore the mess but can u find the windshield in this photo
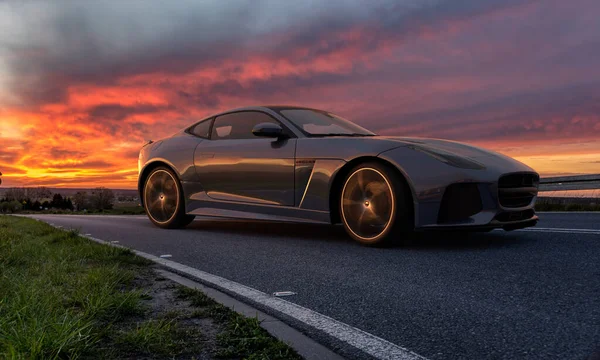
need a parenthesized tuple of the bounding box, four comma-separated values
(278, 109, 376, 137)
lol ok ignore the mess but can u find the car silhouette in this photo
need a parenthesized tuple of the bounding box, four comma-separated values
(138, 106, 539, 245)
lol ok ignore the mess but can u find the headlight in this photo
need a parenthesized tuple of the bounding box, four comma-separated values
(408, 145, 486, 170)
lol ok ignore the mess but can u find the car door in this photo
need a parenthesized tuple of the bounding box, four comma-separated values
(193, 111, 296, 206)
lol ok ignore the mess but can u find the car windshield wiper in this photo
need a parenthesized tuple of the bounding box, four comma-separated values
(312, 133, 377, 137)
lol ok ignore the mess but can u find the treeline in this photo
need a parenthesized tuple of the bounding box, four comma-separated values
(0, 187, 115, 213)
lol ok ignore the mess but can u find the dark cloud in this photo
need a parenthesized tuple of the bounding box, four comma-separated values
(89, 103, 170, 121)
(364, 81, 600, 142)
(1, 0, 538, 107)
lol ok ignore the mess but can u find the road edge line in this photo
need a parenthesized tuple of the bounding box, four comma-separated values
(101, 236, 427, 360)
(156, 268, 345, 360)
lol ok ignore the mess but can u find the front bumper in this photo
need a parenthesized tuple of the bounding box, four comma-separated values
(413, 172, 539, 231)
(417, 214, 539, 232)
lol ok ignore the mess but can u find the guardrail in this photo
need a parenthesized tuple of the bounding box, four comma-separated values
(539, 174, 600, 191)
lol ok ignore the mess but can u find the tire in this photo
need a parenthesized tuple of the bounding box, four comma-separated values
(339, 162, 413, 246)
(143, 166, 195, 229)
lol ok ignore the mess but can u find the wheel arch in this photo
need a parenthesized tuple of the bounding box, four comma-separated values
(138, 160, 181, 207)
(328, 156, 416, 227)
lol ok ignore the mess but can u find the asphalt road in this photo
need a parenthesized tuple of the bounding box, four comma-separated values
(27, 213, 600, 360)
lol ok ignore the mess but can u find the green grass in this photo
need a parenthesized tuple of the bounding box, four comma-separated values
(114, 319, 204, 357)
(175, 287, 303, 360)
(0, 216, 150, 359)
(0, 215, 304, 359)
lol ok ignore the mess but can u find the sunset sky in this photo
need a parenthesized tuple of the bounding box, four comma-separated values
(0, 0, 599, 189)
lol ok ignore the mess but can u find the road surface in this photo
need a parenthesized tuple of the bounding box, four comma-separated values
(26, 213, 600, 360)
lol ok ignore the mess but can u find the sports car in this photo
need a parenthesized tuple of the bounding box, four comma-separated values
(138, 106, 539, 245)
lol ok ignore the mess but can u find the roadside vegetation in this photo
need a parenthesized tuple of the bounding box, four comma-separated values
(535, 201, 600, 212)
(0, 186, 146, 215)
(0, 216, 301, 359)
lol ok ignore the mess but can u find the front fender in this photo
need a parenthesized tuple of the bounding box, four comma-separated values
(137, 133, 203, 202)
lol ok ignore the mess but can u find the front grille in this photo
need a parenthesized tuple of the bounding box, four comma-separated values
(495, 209, 535, 222)
(498, 173, 539, 208)
(438, 183, 482, 223)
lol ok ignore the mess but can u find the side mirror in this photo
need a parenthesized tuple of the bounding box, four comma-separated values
(252, 123, 287, 139)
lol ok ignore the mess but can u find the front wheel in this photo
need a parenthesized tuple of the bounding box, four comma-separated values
(143, 167, 195, 229)
(340, 163, 412, 246)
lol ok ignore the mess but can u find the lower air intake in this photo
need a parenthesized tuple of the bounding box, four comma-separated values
(438, 183, 482, 224)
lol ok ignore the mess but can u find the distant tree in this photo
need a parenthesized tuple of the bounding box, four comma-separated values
(10, 200, 22, 213)
(65, 197, 74, 211)
(41, 200, 50, 210)
(73, 191, 88, 211)
(32, 200, 42, 211)
(89, 187, 115, 210)
(5, 188, 27, 202)
(50, 193, 64, 209)
(29, 187, 52, 201)
(22, 198, 33, 210)
(1, 200, 23, 213)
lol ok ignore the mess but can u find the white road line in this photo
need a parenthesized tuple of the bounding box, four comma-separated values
(44, 223, 426, 360)
(136, 254, 427, 360)
(496, 227, 600, 235)
(526, 227, 600, 233)
(537, 211, 600, 214)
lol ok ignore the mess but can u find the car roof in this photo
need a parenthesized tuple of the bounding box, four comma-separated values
(264, 105, 324, 112)
(175, 105, 330, 137)
(218, 105, 325, 113)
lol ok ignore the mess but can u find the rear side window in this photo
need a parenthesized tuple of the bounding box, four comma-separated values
(189, 119, 212, 138)
(211, 111, 281, 140)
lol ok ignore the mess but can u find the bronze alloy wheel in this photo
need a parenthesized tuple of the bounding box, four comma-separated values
(143, 167, 195, 228)
(341, 166, 396, 244)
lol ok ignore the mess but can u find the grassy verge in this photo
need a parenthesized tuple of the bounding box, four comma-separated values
(18, 205, 147, 216)
(0, 216, 302, 359)
(535, 203, 600, 211)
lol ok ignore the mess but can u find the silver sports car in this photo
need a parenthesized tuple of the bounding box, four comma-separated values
(138, 106, 539, 245)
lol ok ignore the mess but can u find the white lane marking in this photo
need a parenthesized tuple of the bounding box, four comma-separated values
(273, 291, 297, 297)
(536, 211, 600, 214)
(138, 256, 426, 360)
(85, 233, 92, 236)
(110, 241, 120, 244)
(43, 223, 426, 360)
(495, 227, 600, 235)
(159, 254, 172, 258)
(527, 227, 600, 233)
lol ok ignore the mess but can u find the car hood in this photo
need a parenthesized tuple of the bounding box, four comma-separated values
(377, 136, 536, 172)
(378, 136, 501, 158)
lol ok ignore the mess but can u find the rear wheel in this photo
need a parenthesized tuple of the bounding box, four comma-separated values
(340, 163, 412, 246)
(143, 167, 195, 228)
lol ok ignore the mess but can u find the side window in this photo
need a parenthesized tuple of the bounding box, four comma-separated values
(211, 111, 281, 140)
(189, 119, 213, 138)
